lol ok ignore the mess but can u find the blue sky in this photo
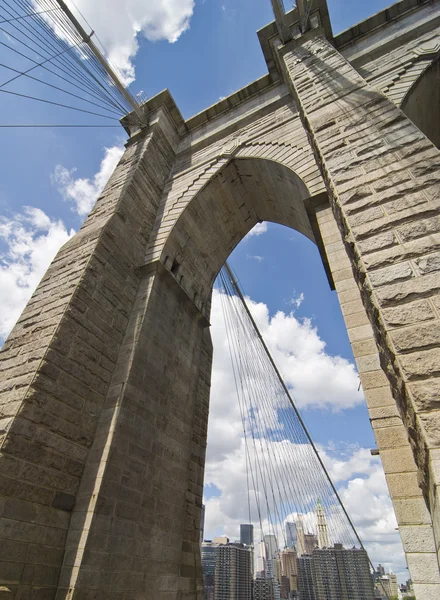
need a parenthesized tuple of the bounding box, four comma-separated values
(0, 0, 408, 581)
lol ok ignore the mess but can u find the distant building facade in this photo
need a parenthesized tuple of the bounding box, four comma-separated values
(304, 534, 318, 555)
(286, 522, 297, 549)
(202, 542, 218, 600)
(375, 572, 399, 599)
(214, 543, 252, 600)
(312, 545, 374, 600)
(297, 555, 316, 600)
(240, 523, 254, 546)
(281, 548, 298, 598)
(254, 577, 281, 600)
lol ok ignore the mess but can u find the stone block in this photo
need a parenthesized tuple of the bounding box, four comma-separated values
(418, 411, 440, 448)
(393, 497, 432, 525)
(359, 369, 389, 390)
(399, 525, 437, 553)
(369, 261, 414, 287)
(374, 426, 412, 450)
(340, 299, 364, 316)
(351, 338, 378, 358)
(416, 252, 440, 275)
(0, 539, 29, 563)
(347, 324, 374, 343)
(412, 582, 440, 600)
(355, 353, 380, 373)
(379, 446, 416, 474)
(400, 348, 440, 380)
(409, 380, 440, 411)
(406, 552, 440, 584)
(364, 385, 396, 409)
(344, 310, 370, 329)
(382, 299, 435, 328)
(357, 230, 396, 254)
(392, 321, 440, 353)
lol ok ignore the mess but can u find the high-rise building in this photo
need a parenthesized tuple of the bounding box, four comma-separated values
(274, 551, 283, 584)
(264, 534, 278, 560)
(214, 543, 252, 600)
(264, 534, 278, 579)
(201, 541, 218, 600)
(296, 516, 306, 556)
(281, 548, 298, 595)
(254, 578, 281, 600)
(286, 521, 297, 549)
(312, 545, 374, 600)
(375, 571, 399, 599)
(297, 555, 316, 600)
(213, 536, 229, 545)
(256, 540, 268, 579)
(240, 524, 254, 546)
(304, 534, 318, 555)
(316, 501, 330, 548)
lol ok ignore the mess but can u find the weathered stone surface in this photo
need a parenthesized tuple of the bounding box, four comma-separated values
(393, 497, 432, 525)
(416, 252, 440, 275)
(401, 348, 440, 380)
(368, 261, 414, 287)
(391, 322, 440, 352)
(409, 380, 440, 411)
(418, 411, 440, 448)
(407, 553, 440, 583)
(382, 299, 435, 328)
(379, 446, 417, 474)
(400, 525, 437, 553)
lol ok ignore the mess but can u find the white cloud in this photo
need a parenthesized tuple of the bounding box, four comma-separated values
(246, 254, 264, 263)
(47, 1, 195, 85)
(246, 222, 268, 237)
(0, 207, 74, 340)
(212, 289, 363, 412)
(52, 146, 124, 216)
(288, 291, 304, 309)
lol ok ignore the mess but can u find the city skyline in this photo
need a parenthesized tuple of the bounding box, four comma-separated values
(201, 515, 390, 600)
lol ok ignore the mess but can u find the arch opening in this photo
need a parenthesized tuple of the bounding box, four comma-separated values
(161, 157, 329, 311)
(177, 158, 407, 580)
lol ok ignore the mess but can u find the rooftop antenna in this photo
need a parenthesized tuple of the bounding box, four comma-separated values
(53, 0, 145, 125)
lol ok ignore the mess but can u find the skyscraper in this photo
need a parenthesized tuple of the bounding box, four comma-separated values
(264, 534, 279, 579)
(297, 555, 316, 600)
(281, 548, 298, 597)
(240, 523, 254, 546)
(375, 571, 399, 599)
(264, 534, 278, 560)
(214, 543, 252, 600)
(304, 533, 318, 555)
(256, 540, 268, 579)
(311, 544, 375, 600)
(296, 515, 306, 556)
(254, 577, 281, 600)
(201, 541, 218, 600)
(316, 501, 330, 549)
(286, 521, 297, 549)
